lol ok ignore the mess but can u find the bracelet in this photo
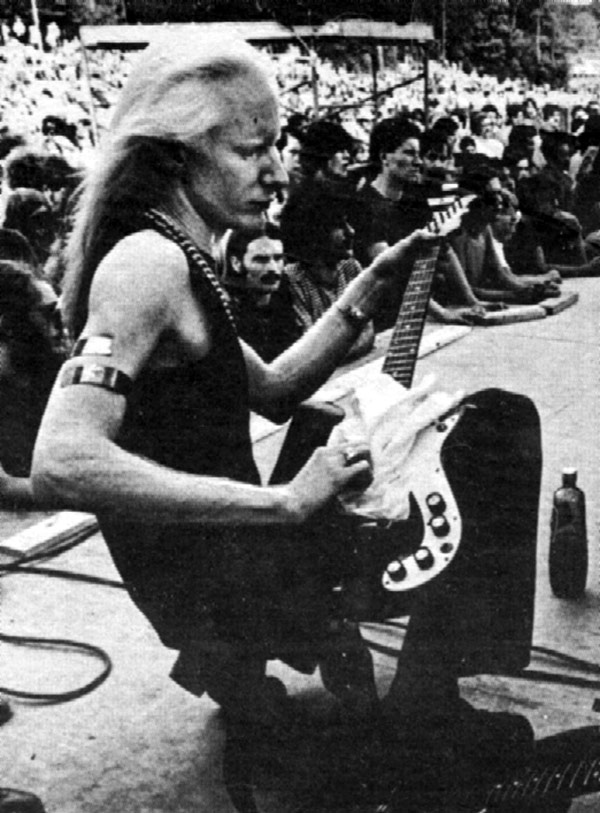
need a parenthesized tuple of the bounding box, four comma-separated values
(335, 303, 370, 330)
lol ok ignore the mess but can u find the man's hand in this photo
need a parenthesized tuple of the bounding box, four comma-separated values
(284, 443, 373, 523)
(434, 305, 483, 325)
(369, 230, 438, 283)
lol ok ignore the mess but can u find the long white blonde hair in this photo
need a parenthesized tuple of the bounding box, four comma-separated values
(62, 30, 276, 336)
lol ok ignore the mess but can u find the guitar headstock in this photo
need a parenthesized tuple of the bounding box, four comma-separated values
(427, 194, 477, 239)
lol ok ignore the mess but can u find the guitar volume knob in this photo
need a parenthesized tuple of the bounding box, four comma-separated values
(430, 515, 450, 537)
(386, 560, 407, 582)
(415, 547, 435, 570)
(426, 492, 446, 515)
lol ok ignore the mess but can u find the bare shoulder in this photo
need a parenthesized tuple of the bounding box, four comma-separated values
(87, 229, 192, 333)
(91, 230, 188, 303)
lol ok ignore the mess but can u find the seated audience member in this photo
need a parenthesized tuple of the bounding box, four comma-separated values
(501, 145, 532, 192)
(538, 131, 576, 213)
(269, 123, 306, 226)
(38, 115, 80, 160)
(0, 227, 37, 267)
(420, 129, 456, 182)
(506, 124, 540, 174)
(276, 124, 304, 189)
(352, 117, 487, 329)
(456, 135, 477, 167)
(504, 103, 525, 131)
(297, 119, 356, 184)
(221, 224, 301, 362)
(573, 129, 600, 240)
(3, 188, 57, 270)
(510, 174, 600, 277)
(352, 117, 429, 270)
(471, 111, 504, 159)
(2, 147, 47, 193)
(449, 192, 559, 303)
(281, 182, 375, 362)
(522, 97, 541, 128)
(587, 99, 600, 117)
(0, 260, 66, 507)
(431, 115, 460, 155)
(570, 105, 588, 137)
(540, 104, 562, 133)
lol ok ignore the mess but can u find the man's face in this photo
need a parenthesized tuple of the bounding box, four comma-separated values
(323, 217, 354, 266)
(382, 137, 422, 184)
(326, 148, 351, 178)
(185, 75, 287, 233)
(481, 117, 496, 138)
(237, 235, 284, 293)
(547, 111, 561, 131)
(280, 134, 301, 177)
(492, 204, 518, 243)
(554, 142, 572, 171)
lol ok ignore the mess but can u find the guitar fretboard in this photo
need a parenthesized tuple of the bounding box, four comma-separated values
(381, 243, 441, 388)
(483, 755, 600, 809)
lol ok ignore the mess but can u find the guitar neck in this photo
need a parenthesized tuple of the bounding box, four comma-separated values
(381, 241, 441, 389)
(478, 755, 600, 810)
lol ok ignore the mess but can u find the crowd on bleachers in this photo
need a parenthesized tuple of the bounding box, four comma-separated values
(2, 21, 600, 504)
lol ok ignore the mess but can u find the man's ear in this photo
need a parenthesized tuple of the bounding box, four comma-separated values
(230, 255, 243, 276)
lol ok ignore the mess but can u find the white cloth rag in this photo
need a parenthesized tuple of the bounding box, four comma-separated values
(328, 373, 464, 521)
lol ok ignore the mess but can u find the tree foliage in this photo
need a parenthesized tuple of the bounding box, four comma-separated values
(4, 0, 600, 87)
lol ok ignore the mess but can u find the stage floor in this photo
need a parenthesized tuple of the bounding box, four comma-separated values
(0, 279, 598, 812)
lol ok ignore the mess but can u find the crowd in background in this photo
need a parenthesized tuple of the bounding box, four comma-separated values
(2, 20, 600, 504)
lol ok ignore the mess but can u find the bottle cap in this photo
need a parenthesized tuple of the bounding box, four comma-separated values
(562, 467, 577, 486)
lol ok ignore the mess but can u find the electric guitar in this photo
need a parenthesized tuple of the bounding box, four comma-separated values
(270, 192, 475, 610)
(347, 192, 475, 601)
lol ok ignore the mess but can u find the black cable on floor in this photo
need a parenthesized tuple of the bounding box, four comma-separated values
(4, 536, 600, 702)
(361, 619, 600, 694)
(0, 630, 112, 704)
(0, 535, 117, 702)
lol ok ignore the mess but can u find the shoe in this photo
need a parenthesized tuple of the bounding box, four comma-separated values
(378, 695, 535, 804)
(0, 789, 46, 813)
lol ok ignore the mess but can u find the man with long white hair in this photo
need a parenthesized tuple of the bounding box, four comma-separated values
(32, 30, 546, 813)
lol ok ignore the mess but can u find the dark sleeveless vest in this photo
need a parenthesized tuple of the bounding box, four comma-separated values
(99, 212, 263, 649)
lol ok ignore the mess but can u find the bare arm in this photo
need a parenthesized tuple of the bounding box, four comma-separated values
(440, 245, 484, 307)
(32, 232, 371, 526)
(247, 231, 427, 419)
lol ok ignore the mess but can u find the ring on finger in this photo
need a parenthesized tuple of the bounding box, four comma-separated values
(343, 450, 367, 467)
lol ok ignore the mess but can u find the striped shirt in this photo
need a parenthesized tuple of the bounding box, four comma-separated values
(284, 257, 374, 360)
(285, 257, 364, 332)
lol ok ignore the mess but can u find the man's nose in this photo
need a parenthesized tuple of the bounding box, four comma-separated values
(264, 146, 288, 187)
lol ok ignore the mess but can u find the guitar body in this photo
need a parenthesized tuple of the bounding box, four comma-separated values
(270, 397, 464, 620)
(339, 406, 462, 620)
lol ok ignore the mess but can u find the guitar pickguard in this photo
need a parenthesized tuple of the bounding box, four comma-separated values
(380, 407, 462, 593)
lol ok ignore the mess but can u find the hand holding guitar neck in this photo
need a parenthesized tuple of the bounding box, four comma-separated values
(368, 195, 476, 285)
(368, 228, 438, 283)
